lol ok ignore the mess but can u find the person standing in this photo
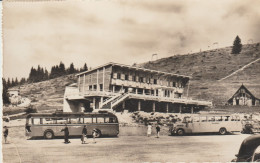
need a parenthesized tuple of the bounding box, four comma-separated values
(3, 126, 8, 144)
(92, 129, 97, 143)
(147, 123, 152, 137)
(81, 125, 87, 144)
(156, 124, 161, 138)
(61, 124, 70, 144)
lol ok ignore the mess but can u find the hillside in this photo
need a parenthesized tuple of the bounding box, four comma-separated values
(7, 74, 77, 112)
(139, 43, 260, 105)
(5, 43, 260, 112)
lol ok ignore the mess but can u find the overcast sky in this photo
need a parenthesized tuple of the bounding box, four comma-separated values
(3, 0, 260, 79)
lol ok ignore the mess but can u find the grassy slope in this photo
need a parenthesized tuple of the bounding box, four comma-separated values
(5, 44, 260, 113)
(140, 43, 260, 105)
(7, 74, 77, 112)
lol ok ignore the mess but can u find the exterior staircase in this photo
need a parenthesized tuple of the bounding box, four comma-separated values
(100, 93, 130, 109)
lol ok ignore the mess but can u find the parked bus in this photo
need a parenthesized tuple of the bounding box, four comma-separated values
(169, 114, 242, 136)
(25, 112, 119, 139)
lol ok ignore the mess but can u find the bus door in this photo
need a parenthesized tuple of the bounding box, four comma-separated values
(191, 116, 201, 133)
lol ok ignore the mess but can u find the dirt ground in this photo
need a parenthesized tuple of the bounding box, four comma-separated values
(2, 120, 252, 163)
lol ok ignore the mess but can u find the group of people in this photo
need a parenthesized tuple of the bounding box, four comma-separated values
(147, 123, 161, 138)
(60, 124, 98, 144)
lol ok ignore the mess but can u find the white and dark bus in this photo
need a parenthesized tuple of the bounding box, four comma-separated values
(25, 112, 119, 139)
(170, 114, 242, 136)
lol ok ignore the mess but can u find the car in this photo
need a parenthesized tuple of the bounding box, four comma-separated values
(232, 135, 260, 162)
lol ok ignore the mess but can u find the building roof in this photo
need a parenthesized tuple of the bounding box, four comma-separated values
(228, 84, 260, 102)
(76, 62, 191, 79)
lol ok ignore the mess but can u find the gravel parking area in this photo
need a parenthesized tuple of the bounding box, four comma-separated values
(2, 122, 251, 163)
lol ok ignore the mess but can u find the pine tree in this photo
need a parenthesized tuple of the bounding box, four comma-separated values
(59, 61, 66, 76)
(15, 77, 19, 86)
(2, 78, 10, 104)
(232, 35, 242, 54)
(68, 63, 75, 74)
(7, 78, 11, 88)
(82, 63, 88, 72)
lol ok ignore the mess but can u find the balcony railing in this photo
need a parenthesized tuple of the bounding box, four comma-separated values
(65, 89, 212, 106)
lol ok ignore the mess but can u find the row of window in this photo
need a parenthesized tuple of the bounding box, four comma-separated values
(184, 116, 240, 123)
(31, 117, 118, 125)
(112, 72, 183, 87)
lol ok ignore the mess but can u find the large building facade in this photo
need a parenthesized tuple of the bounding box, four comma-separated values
(64, 62, 212, 113)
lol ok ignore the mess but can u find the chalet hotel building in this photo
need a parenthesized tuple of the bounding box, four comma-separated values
(63, 62, 212, 113)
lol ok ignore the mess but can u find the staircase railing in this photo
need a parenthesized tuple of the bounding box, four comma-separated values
(111, 93, 130, 108)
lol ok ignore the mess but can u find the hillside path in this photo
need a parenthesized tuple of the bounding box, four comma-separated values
(218, 58, 260, 81)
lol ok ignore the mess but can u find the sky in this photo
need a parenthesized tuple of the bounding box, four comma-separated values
(2, 0, 260, 80)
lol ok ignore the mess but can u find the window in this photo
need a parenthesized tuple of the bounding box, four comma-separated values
(136, 76, 139, 82)
(97, 117, 104, 123)
(128, 75, 132, 81)
(201, 117, 207, 122)
(143, 77, 146, 83)
(154, 79, 157, 84)
(133, 76, 136, 81)
(32, 118, 41, 125)
(100, 84, 103, 91)
(93, 85, 97, 90)
(56, 118, 68, 124)
(172, 82, 176, 87)
(121, 74, 125, 80)
(125, 75, 129, 80)
(139, 77, 143, 82)
(215, 116, 223, 121)
(117, 73, 121, 79)
(113, 73, 117, 79)
(84, 118, 92, 123)
(208, 116, 215, 122)
(89, 85, 92, 90)
(193, 117, 200, 122)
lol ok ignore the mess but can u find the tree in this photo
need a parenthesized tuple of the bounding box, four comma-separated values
(59, 61, 66, 76)
(68, 63, 75, 74)
(2, 78, 10, 104)
(232, 35, 242, 54)
(80, 63, 88, 72)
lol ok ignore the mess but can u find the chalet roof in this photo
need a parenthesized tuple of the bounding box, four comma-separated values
(76, 62, 191, 79)
(228, 84, 260, 102)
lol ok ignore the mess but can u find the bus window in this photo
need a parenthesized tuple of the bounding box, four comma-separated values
(43, 118, 55, 124)
(33, 118, 41, 125)
(104, 118, 110, 123)
(84, 118, 92, 123)
(215, 116, 223, 121)
(69, 118, 79, 124)
(97, 117, 104, 123)
(224, 116, 230, 121)
(109, 118, 118, 123)
(208, 116, 215, 122)
(193, 117, 200, 122)
(201, 117, 207, 122)
(56, 118, 68, 124)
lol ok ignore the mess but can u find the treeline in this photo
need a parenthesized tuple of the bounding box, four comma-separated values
(28, 62, 88, 83)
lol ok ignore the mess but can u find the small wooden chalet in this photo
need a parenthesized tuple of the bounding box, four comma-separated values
(227, 84, 260, 106)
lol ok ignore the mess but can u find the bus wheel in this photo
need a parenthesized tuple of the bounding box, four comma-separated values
(44, 130, 54, 139)
(176, 129, 185, 136)
(95, 129, 102, 138)
(219, 128, 227, 135)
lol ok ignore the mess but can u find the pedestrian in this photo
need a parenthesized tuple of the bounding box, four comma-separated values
(147, 123, 152, 137)
(156, 124, 161, 138)
(81, 125, 87, 144)
(92, 129, 97, 143)
(61, 124, 70, 144)
(3, 126, 8, 144)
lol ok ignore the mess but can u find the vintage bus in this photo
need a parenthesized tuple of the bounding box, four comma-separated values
(170, 114, 242, 136)
(25, 112, 119, 139)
